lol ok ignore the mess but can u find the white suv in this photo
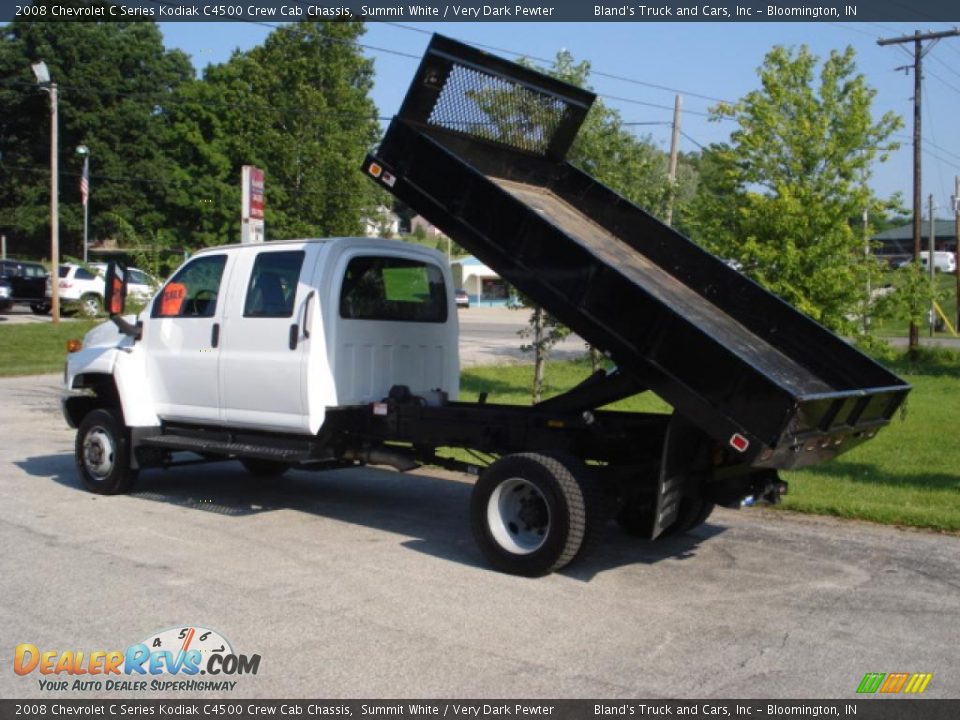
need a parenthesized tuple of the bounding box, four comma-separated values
(48, 264, 157, 317)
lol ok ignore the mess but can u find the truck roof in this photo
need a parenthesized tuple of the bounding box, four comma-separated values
(191, 236, 445, 263)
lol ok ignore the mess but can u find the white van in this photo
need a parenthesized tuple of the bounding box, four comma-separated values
(897, 251, 957, 273)
(921, 251, 956, 273)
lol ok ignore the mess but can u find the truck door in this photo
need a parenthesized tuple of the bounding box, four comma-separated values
(219, 247, 313, 432)
(333, 253, 456, 405)
(143, 253, 231, 423)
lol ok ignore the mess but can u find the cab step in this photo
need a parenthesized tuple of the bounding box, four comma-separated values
(139, 434, 312, 462)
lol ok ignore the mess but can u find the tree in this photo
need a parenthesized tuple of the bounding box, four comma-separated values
(686, 45, 902, 334)
(164, 21, 383, 247)
(0, 4, 194, 258)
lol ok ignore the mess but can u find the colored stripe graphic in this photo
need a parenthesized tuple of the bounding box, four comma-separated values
(857, 672, 932, 694)
(857, 673, 885, 693)
(904, 673, 933, 694)
(880, 672, 909, 693)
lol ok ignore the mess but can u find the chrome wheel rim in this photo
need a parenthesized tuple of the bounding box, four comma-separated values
(487, 477, 550, 554)
(82, 296, 100, 316)
(83, 427, 115, 480)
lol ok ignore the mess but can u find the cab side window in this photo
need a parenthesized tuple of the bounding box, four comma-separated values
(244, 251, 304, 318)
(340, 256, 447, 323)
(153, 255, 227, 318)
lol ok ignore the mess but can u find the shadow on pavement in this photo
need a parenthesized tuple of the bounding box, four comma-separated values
(18, 452, 724, 580)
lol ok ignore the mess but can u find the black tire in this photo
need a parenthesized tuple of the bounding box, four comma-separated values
(615, 495, 715, 538)
(240, 458, 290, 477)
(75, 408, 138, 495)
(615, 494, 655, 538)
(669, 498, 715, 534)
(470, 452, 605, 577)
(30, 302, 50, 315)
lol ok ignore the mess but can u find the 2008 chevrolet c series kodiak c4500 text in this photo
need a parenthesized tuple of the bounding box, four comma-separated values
(62, 36, 910, 576)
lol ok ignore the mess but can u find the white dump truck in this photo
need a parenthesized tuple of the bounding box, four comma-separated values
(62, 36, 909, 576)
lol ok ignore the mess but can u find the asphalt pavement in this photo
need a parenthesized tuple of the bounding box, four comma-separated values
(1, 373, 958, 699)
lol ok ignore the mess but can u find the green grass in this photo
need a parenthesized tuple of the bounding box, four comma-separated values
(463, 354, 960, 534)
(782, 371, 960, 533)
(0, 320, 99, 376)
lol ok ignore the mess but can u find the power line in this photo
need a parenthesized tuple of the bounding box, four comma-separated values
(928, 49, 960, 80)
(679, 130, 707, 151)
(827, 23, 882, 40)
(378, 21, 732, 104)
(924, 67, 960, 96)
(922, 90, 950, 206)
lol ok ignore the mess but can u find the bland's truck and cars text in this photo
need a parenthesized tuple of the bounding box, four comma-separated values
(61, 36, 910, 577)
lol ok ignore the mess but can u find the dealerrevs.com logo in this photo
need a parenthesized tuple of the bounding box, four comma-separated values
(14, 625, 261, 692)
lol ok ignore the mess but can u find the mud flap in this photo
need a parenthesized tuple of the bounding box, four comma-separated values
(651, 413, 713, 539)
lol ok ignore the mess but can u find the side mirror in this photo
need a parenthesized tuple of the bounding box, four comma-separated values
(104, 261, 128, 316)
(104, 261, 141, 339)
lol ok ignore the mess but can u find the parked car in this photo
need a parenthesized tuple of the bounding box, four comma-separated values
(89, 263, 157, 300)
(0, 259, 49, 312)
(48, 263, 157, 317)
(0, 279, 12, 312)
(455, 288, 470, 309)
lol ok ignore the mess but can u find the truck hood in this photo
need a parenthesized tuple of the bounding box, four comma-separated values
(83, 315, 139, 350)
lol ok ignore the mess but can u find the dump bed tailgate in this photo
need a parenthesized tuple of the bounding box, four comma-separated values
(364, 35, 910, 470)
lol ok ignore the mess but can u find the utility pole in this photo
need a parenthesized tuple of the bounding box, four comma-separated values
(863, 207, 870, 335)
(666, 94, 682, 226)
(878, 28, 960, 351)
(929, 194, 935, 336)
(49, 81, 60, 324)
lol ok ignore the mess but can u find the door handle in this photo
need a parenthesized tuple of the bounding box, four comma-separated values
(289, 324, 299, 350)
(302, 290, 315, 339)
(211, 323, 220, 348)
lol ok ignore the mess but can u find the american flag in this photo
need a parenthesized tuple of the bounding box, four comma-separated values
(80, 161, 89, 207)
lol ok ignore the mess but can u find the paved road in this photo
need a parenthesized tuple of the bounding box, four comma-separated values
(457, 307, 589, 366)
(1, 374, 958, 699)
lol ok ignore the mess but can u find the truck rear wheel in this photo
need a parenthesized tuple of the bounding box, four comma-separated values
(76, 408, 138, 495)
(240, 458, 290, 477)
(470, 452, 604, 577)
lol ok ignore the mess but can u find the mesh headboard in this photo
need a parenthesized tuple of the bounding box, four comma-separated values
(397, 34, 596, 161)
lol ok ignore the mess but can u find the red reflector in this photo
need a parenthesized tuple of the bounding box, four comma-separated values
(729, 434, 749, 452)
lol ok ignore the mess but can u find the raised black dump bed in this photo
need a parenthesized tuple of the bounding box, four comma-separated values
(365, 35, 910, 471)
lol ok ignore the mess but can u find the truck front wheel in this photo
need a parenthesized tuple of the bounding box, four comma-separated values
(470, 453, 604, 577)
(76, 408, 138, 494)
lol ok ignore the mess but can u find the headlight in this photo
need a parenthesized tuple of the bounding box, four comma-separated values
(0, 286, 10, 298)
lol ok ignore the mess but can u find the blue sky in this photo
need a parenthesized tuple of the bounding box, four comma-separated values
(160, 21, 960, 219)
